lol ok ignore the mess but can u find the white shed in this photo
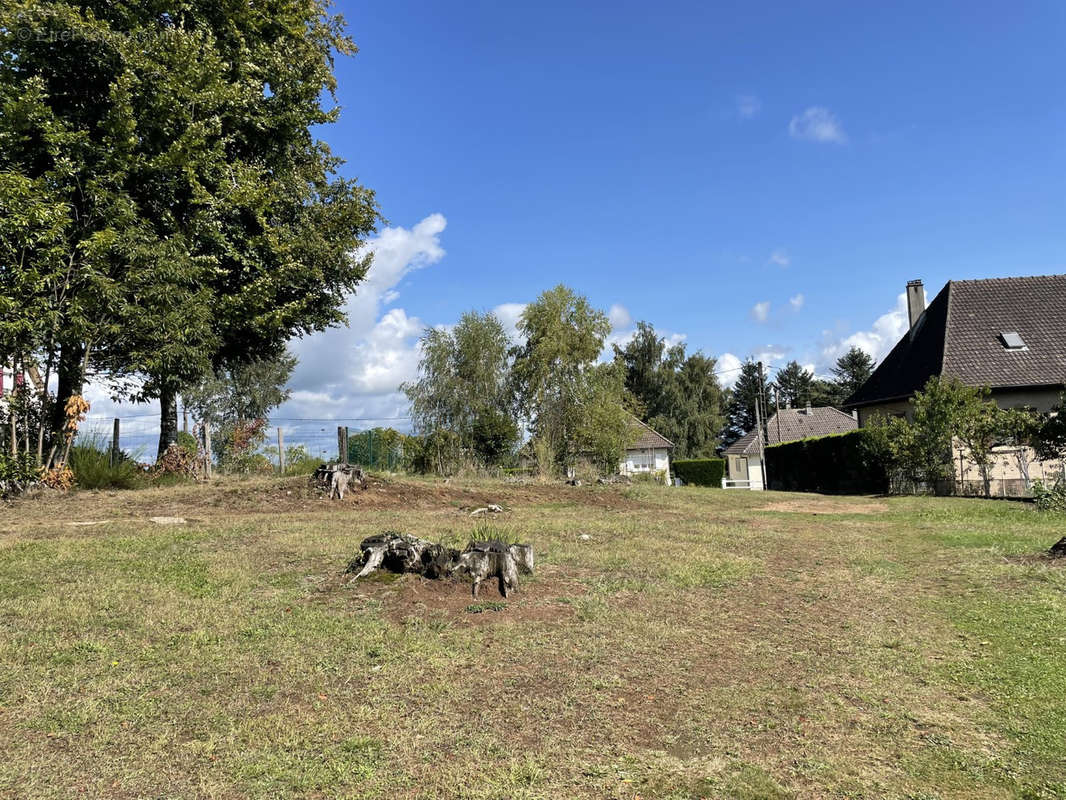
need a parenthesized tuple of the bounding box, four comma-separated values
(722, 430, 765, 490)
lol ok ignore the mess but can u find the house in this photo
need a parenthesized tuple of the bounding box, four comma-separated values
(845, 275, 1066, 493)
(619, 418, 674, 482)
(723, 405, 858, 490)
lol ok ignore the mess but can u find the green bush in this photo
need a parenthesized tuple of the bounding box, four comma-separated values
(673, 458, 725, 487)
(0, 451, 40, 497)
(1032, 480, 1066, 512)
(765, 429, 887, 494)
(68, 439, 145, 490)
(175, 431, 200, 459)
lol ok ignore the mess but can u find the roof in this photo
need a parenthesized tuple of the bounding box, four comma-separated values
(723, 406, 858, 456)
(846, 274, 1066, 408)
(723, 430, 759, 455)
(626, 418, 675, 451)
(765, 406, 858, 442)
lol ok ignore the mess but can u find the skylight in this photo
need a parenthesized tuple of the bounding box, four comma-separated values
(1000, 331, 1027, 351)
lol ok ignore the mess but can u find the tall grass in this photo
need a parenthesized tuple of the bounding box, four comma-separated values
(67, 435, 146, 490)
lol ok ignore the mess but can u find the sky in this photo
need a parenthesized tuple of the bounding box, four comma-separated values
(84, 0, 1066, 433)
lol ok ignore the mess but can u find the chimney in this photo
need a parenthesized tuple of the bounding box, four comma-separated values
(906, 279, 925, 329)
(805, 401, 812, 415)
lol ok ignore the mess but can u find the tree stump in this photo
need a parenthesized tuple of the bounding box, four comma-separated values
(346, 532, 534, 597)
(310, 463, 366, 499)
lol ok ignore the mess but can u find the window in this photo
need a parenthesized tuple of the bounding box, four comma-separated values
(1000, 331, 1027, 351)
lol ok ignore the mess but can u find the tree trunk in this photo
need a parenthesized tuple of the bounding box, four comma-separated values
(48, 341, 86, 455)
(158, 385, 179, 460)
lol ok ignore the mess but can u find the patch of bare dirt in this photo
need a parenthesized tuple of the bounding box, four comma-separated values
(761, 499, 888, 515)
(317, 566, 584, 627)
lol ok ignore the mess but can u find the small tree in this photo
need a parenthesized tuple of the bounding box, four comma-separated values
(999, 407, 1042, 491)
(953, 386, 1003, 497)
(573, 363, 634, 475)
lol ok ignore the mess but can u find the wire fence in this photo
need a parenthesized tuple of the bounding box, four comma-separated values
(76, 414, 412, 469)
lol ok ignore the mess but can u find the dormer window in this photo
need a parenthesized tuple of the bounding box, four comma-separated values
(999, 331, 1027, 351)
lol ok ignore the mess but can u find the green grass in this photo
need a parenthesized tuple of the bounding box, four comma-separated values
(0, 479, 1064, 798)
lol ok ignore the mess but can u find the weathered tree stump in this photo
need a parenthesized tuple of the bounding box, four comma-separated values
(346, 532, 534, 597)
(310, 463, 366, 499)
(1049, 536, 1066, 559)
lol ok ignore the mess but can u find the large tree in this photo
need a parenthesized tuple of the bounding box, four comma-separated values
(613, 323, 726, 457)
(402, 311, 516, 472)
(831, 347, 875, 404)
(0, 0, 379, 461)
(723, 360, 771, 447)
(510, 285, 616, 473)
(773, 360, 814, 409)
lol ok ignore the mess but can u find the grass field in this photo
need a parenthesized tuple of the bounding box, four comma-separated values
(1, 476, 1064, 799)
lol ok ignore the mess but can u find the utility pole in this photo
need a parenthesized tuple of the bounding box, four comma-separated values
(756, 362, 768, 490)
(277, 427, 285, 473)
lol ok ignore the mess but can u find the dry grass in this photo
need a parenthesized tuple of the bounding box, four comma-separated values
(1, 477, 1064, 799)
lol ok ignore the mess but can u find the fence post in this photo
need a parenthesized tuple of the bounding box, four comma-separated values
(111, 418, 120, 467)
(338, 426, 349, 464)
(277, 427, 285, 473)
(203, 423, 212, 479)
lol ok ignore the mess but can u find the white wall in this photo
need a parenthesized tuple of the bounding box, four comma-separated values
(620, 448, 671, 482)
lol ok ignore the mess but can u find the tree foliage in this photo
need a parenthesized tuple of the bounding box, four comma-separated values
(510, 286, 615, 473)
(613, 322, 726, 457)
(0, 0, 379, 460)
(402, 311, 516, 472)
(831, 347, 875, 402)
(723, 360, 771, 447)
(773, 361, 814, 409)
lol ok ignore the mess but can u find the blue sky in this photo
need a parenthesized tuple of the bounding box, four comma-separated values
(85, 1, 1066, 430)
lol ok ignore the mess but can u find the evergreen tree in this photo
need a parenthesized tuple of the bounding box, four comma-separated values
(613, 325, 727, 457)
(723, 360, 770, 446)
(774, 361, 814, 408)
(831, 347, 876, 403)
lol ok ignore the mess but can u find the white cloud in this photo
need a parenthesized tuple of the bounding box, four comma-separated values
(751, 301, 771, 323)
(789, 293, 805, 311)
(752, 345, 788, 369)
(737, 94, 761, 119)
(281, 213, 449, 422)
(768, 248, 790, 268)
(608, 303, 632, 330)
(716, 352, 743, 387)
(492, 302, 527, 344)
(788, 106, 847, 144)
(820, 292, 908, 367)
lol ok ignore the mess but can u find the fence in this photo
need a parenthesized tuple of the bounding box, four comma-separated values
(76, 415, 411, 472)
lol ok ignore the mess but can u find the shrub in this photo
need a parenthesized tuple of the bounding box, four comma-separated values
(68, 439, 145, 490)
(765, 429, 888, 494)
(0, 451, 41, 498)
(1032, 480, 1066, 512)
(175, 431, 200, 460)
(673, 458, 725, 487)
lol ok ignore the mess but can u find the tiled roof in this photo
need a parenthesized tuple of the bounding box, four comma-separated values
(846, 274, 1066, 408)
(723, 406, 858, 456)
(765, 406, 857, 443)
(723, 430, 759, 455)
(626, 418, 675, 451)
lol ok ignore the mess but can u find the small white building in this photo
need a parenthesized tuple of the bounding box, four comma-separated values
(620, 419, 674, 483)
(723, 405, 858, 490)
(722, 430, 765, 490)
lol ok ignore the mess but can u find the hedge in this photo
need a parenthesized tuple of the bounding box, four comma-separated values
(764, 429, 887, 494)
(673, 458, 725, 487)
